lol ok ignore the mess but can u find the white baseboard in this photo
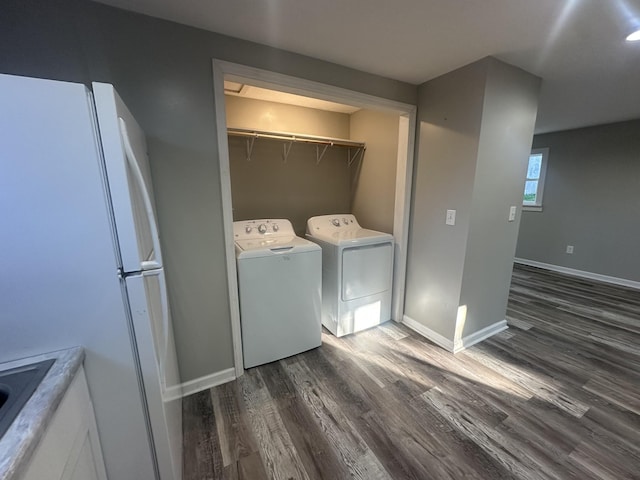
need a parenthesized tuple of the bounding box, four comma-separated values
(179, 367, 236, 397)
(402, 315, 507, 354)
(453, 319, 508, 353)
(514, 258, 640, 291)
(402, 315, 454, 351)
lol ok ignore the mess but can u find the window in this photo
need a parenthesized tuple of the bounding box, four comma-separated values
(523, 147, 548, 210)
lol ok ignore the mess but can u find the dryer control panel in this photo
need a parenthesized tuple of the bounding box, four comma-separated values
(307, 214, 360, 235)
(233, 218, 294, 240)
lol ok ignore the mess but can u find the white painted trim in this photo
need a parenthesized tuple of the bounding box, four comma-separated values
(514, 258, 640, 290)
(522, 206, 543, 212)
(391, 113, 417, 322)
(453, 319, 508, 353)
(179, 368, 236, 397)
(402, 315, 508, 353)
(216, 60, 416, 114)
(161, 385, 183, 402)
(212, 61, 245, 377)
(212, 59, 418, 369)
(402, 315, 455, 352)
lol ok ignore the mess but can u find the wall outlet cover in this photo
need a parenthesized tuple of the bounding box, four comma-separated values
(508, 206, 517, 222)
(566, 245, 574, 254)
(446, 209, 456, 226)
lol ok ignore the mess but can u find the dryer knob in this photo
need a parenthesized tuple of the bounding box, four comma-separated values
(245, 226, 253, 234)
(272, 223, 279, 232)
(331, 218, 341, 227)
(342, 218, 349, 225)
(258, 223, 267, 234)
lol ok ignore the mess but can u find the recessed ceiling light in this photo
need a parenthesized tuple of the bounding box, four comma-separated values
(626, 29, 640, 41)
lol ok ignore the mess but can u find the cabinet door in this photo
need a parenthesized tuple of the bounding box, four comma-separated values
(65, 432, 100, 480)
(21, 367, 107, 480)
(61, 410, 107, 480)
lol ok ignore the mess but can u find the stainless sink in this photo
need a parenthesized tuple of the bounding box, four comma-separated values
(0, 387, 8, 409)
(0, 359, 55, 438)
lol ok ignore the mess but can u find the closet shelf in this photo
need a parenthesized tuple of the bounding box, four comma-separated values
(227, 127, 366, 149)
(228, 127, 366, 164)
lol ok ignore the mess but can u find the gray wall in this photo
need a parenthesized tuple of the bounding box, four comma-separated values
(459, 59, 541, 338)
(405, 57, 540, 344)
(350, 110, 399, 234)
(516, 119, 640, 282)
(405, 60, 486, 340)
(226, 96, 352, 235)
(0, 0, 416, 381)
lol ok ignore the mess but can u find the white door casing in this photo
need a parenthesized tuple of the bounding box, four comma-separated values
(211, 59, 417, 377)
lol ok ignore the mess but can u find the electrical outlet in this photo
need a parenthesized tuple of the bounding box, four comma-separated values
(566, 245, 574, 254)
(446, 209, 456, 226)
(508, 206, 517, 222)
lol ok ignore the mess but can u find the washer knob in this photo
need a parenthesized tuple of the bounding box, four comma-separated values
(258, 223, 267, 234)
(331, 218, 341, 227)
(272, 223, 279, 232)
(343, 218, 349, 225)
(245, 226, 252, 234)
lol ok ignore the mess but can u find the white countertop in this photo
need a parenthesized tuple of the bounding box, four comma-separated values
(0, 347, 84, 480)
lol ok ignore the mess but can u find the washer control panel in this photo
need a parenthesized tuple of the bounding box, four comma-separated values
(234, 219, 294, 240)
(307, 214, 360, 234)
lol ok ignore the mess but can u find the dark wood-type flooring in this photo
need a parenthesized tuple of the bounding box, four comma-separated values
(183, 265, 640, 479)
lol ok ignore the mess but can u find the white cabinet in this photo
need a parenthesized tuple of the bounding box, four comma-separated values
(21, 367, 108, 480)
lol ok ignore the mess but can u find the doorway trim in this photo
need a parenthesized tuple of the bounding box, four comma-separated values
(212, 59, 416, 377)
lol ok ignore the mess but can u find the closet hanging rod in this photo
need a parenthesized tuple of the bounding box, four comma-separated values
(227, 127, 366, 149)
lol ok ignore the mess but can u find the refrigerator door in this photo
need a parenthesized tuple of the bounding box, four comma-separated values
(92, 83, 161, 273)
(0, 73, 158, 480)
(126, 270, 182, 480)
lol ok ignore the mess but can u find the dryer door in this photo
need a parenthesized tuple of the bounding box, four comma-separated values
(342, 242, 393, 301)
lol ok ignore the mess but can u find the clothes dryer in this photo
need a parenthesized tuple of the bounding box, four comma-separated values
(235, 219, 322, 368)
(306, 214, 393, 337)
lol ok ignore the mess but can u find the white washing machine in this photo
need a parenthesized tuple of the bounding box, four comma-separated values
(306, 214, 394, 337)
(234, 219, 322, 368)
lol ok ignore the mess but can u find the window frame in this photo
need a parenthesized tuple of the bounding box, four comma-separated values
(522, 147, 548, 211)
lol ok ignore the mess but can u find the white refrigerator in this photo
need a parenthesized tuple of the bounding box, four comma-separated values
(0, 74, 182, 479)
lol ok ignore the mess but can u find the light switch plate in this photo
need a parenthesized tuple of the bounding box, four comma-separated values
(508, 206, 517, 222)
(566, 245, 574, 254)
(446, 209, 456, 226)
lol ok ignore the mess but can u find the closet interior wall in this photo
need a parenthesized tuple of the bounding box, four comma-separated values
(225, 94, 399, 236)
(350, 110, 399, 234)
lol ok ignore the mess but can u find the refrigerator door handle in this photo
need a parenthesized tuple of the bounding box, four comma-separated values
(118, 117, 163, 271)
(141, 267, 170, 394)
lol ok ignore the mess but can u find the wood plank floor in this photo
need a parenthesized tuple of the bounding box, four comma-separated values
(183, 265, 640, 479)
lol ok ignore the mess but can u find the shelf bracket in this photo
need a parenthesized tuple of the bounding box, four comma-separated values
(245, 136, 256, 161)
(316, 144, 329, 165)
(348, 147, 365, 167)
(282, 140, 293, 163)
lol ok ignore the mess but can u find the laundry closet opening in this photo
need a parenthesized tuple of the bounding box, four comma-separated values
(212, 60, 416, 375)
(225, 83, 399, 237)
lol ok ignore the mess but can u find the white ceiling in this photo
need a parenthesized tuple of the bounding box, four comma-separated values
(95, 0, 640, 133)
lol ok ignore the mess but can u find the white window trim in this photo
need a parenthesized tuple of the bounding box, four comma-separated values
(523, 205, 543, 212)
(523, 147, 548, 211)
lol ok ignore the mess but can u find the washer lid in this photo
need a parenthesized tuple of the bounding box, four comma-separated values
(236, 235, 320, 258)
